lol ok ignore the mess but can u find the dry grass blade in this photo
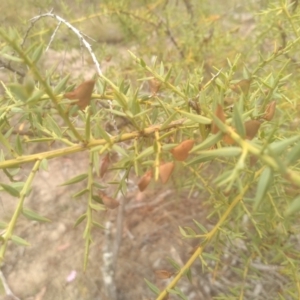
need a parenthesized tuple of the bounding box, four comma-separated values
(64, 79, 95, 109)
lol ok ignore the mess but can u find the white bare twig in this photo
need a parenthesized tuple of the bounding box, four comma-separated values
(46, 20, 61, 52)
(0, 270, 20, 300)
(30, 12, 103, 76)
(29, 11, 118, 132)
(102, 220, 117, 300)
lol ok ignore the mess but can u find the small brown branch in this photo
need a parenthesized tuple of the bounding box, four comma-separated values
(0, 59, 25, 77)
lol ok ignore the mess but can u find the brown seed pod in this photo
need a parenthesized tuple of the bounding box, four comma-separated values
(138, 170, 153, 192)
(64, 79, 95, 110)
(244, 120, 261, 140)
(230, 79, 251, 94)
(99, 192, 119, 209)
(149, 78, 161, 95)
(223, 133, 235, 145)
(170, 139, 195, 161)
(159, 162, 175, 184)
(155, 270, 173, 279)
(249, 155, 258, 167)
(211, 104, 226, 134)
(264, 101, 276, 121)
(100, 153, 110, 178)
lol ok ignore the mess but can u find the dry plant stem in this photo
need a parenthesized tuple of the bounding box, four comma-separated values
(0, 160, 41, 263)
(156, 169, 262, 300)
(154, 130, 161, 181)
(0, 58, 25, 77)
(45, 20, 62, 51)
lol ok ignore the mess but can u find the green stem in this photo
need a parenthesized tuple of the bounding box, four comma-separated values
(154, 130, 161, 181)
(0, 159, 41, 263)
(0, 30, 83, 142)
(156, 172, 259, 300)
(0, 119, 186, 169)
(83, 152, 94, 270)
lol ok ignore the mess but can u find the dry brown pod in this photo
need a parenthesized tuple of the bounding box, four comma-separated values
(244, 120, 261, 140)
(64, 79, 95, 109)
(155, 270, 173, 279)
(170, 139, 195, 161)
(223, 132, 235, 145)
(224, 97, 236, 106)
(211, 104, 226, 134)
(159, 162, 175, 184)
(99, 191, 119, 209)
(249, 154, 258, 167)
(264, 101, 276, 121)
(149, 78, 161, 95)
(138, 170, 153, 192)
(230, 79, 251, 94)
(100, 153, 110, 178)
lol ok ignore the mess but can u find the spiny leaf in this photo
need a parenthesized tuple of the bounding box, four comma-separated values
(285, 195, 300, 216)
(233, 104, 245, 138)
(191, 131, 223, 153)
(54, 74, 71, 94)
(22, 208, 51, 223)
(74, 214, 87, 227)
(253, 167, 273, 210)
(144, 278, 160, 295)
(60, 173, 88, 186)
(11, 235, 30, 246)
(0, 183, 20, 197)
(179, 110, 211, 124)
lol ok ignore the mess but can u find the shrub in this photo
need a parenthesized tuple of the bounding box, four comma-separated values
(1, 1, 300, 299)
